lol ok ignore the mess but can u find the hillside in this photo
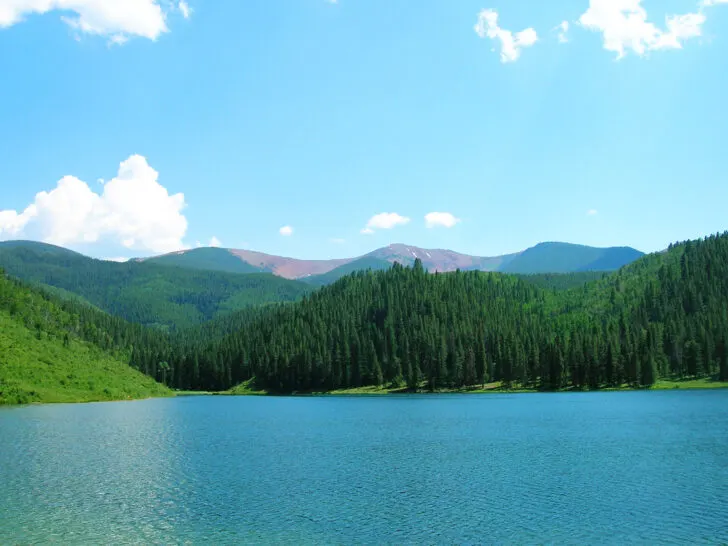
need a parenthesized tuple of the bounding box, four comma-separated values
(166, 232, 727, 392)
(0, 270, 170, 405)
(301, 256, 393, 286)
(0, 242, 313, 330)
(140, 247, 266, 274)
(500, 242, 644, 274)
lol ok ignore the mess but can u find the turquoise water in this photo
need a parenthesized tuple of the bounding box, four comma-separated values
(1, 391, 728, 544)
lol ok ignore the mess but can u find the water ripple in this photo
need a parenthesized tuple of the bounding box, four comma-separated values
(1, 391, 728, 544)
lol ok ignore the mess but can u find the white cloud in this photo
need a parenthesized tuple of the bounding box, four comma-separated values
(587, 209, 599, 216)
(555, 20, 570, 43)
(703, 0, 728, 6)
(178, 1, 191, 19)
(578, 0, 706, 59)
(102, 256, 130, 262)
(0, 0, 174, 43)
(474, 9, 538, 63)
(209, 236, 221, 247)
(0, 155, 188, 254)
(361, 212, 410, 234)
(279, 225, 293, 236)
(424, 212, 461, 229)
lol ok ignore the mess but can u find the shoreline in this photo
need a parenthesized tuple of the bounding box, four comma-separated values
(5, 379, 727, 407)
(221, 377, 728, 397)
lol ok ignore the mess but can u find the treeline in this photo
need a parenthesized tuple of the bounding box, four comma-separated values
(152, 233, 728, 392)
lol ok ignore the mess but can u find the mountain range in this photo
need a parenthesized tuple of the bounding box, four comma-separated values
(140, 241, 645, 284)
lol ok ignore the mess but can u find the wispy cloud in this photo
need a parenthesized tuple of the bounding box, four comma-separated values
(179, 1, 192, 19)
(555, 21, 570, 43)
(587, 209, 599, 216)
(279, 225, 294, 236)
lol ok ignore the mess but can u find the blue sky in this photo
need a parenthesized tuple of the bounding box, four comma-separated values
(0, 0, 727, 260)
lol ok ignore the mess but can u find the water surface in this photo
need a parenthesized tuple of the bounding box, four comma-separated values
(1, 391, 727, 544)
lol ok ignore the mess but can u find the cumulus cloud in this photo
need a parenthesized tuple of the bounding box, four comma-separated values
(0, 155, 188, 254)
(361, 212, 410, 234)
(279, 225, 294, 236)
(474, 9, 538, 63)
(0, 0, 180, 43)
(424, 212, 461, 229)
(579, 0, 706, 59)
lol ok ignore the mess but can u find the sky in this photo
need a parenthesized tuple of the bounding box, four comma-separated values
(0, 0, 727, 261)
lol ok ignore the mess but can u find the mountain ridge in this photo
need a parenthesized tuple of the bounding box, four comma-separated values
(140, 241, 644, 281)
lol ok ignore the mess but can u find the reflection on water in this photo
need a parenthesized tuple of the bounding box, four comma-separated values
(1, 391, 728, 544)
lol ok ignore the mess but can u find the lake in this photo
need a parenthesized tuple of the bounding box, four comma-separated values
(1, 391, 728, 544)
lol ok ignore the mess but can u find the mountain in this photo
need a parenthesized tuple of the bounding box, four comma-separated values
(0, 242, 312, 330)
(138, 247, 266, 275)
(0, 240, 82, 258)
(300, 256, 393, 286)
(499, 242, 645, 274)
(0, 271, 170, 405)
(143, 242, 642, 283)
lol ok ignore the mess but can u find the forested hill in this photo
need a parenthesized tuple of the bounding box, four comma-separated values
(499, 242, 645, 274)
(167, 232, 728, 392)
(0, 269, 170, 404)
(0, 243, 312, 330)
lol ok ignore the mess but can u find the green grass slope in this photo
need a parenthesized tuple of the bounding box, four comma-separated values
(0, 270, 171, 405)
(0, 312, 170, 405)
(142, 247, 267, 274)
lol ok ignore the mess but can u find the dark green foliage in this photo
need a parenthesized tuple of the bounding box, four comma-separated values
(500, 242, 644, 274)
(515, 271, 609, 290)
(0, 243, 312, 330)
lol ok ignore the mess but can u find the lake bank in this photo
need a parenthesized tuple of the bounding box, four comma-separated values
(220, 377, 728, 397)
